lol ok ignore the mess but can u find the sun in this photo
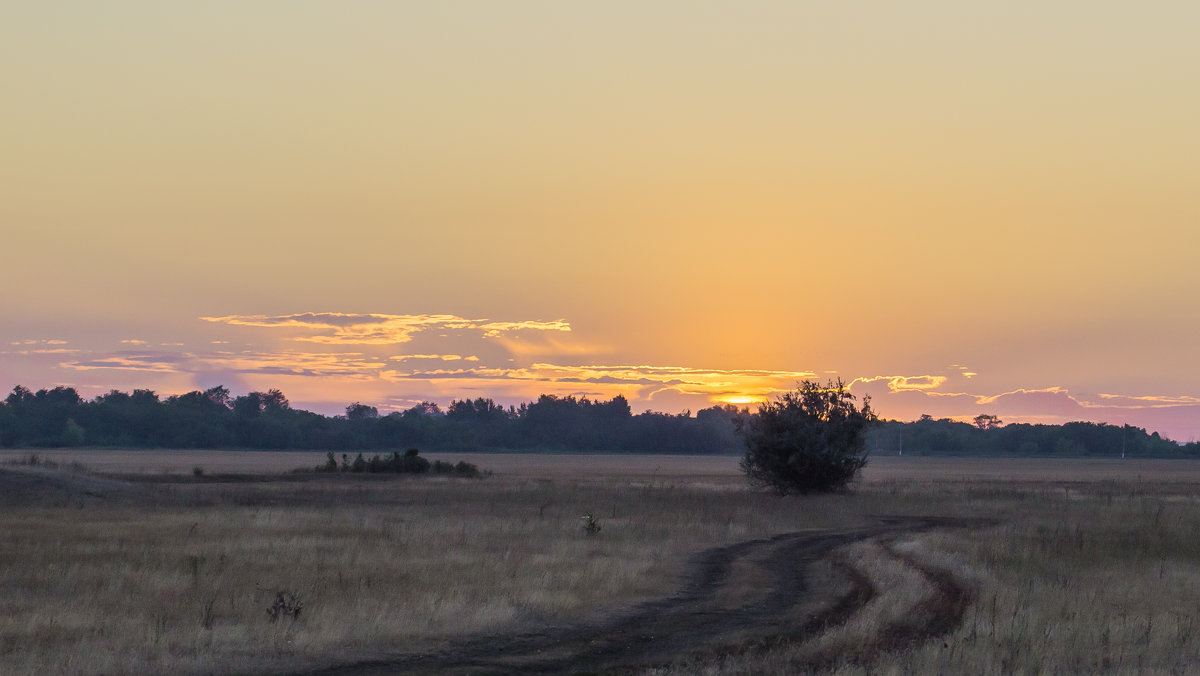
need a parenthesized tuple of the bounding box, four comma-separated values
(714, 394, 764, 406)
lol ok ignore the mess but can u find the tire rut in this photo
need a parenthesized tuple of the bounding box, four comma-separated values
(290, 516, 983, 676)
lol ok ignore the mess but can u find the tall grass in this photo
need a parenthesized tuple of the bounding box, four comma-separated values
(651, 481, 1200, 675)
(2, 463, 1198, 674)
(0, 472, 907, 675)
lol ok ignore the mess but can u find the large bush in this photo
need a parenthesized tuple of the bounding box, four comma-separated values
(737, 380, 876, 494)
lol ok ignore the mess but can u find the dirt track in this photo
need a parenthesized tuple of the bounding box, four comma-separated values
(295, 516, 980, 675)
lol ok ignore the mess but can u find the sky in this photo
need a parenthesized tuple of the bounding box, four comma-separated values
(2, 2, 1199, 440)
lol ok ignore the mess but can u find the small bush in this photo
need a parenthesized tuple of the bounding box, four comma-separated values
(266, 590, 303, 623)
(310, 449, 480, 477)
(200, 595, 216, 630)
(395, 448, 430, 474)
(581, 512, 602, 536)
(317, 452, 338, 473)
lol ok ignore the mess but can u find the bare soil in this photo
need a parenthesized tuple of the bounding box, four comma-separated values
(292, 516, 980, 675)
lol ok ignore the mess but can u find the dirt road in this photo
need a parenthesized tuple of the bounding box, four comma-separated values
(295, 516, 978, 675)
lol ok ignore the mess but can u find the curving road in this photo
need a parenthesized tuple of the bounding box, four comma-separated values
(292, 516, 981, 675)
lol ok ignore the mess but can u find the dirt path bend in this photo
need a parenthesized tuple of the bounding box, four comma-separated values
(295, 516, 982, 676)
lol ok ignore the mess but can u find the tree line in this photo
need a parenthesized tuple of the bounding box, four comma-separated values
(866, 415, 1199, 458)
(0, 385, 742, 453)
(0, 384, 1195, 457)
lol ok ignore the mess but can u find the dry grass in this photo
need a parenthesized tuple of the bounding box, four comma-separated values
(2, 453, 1199, 674)
(649, 479, 1200, 675)
(0, 464, 894, 675)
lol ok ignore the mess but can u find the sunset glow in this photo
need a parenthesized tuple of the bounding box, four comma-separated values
(716, 395, 766, 407)
(2, 3, 1198, 440)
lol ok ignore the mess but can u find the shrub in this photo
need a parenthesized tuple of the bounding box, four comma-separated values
(581, 512, 602, 536)
(266, 590, 303, 623)
(310, 448, 480, 476)
(317, 452, 338, 472)
(737, 379, 876, 494)
(394, 448, 430, 474)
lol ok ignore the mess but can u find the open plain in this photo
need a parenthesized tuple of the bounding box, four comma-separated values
(2, 451, 1199, 674)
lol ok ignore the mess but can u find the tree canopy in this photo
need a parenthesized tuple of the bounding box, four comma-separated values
(737, 380, 876, 494)
(0, 386, 741, 453)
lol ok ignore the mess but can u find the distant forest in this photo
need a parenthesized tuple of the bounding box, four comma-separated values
(1, 385, 1197, 458)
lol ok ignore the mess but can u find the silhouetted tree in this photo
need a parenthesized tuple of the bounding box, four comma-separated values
(737, 380, 876, 494)
(973, 414, 1002, 430)
(345, 402, 379, 420)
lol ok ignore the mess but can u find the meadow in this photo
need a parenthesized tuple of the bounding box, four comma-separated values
(1, 451, 1198, 674)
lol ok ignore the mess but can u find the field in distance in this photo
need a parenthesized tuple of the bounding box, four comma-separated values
(7, 449, 1200, 483)
(1, 451, 1198, 674)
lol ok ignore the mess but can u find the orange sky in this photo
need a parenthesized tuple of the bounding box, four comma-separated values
(3, 3, 1199, 440)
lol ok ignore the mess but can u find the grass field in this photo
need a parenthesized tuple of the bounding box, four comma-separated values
(2, 451, 1198, 674)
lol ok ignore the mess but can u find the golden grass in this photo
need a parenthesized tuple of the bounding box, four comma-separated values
(2, 453, 1199, 674)
(0, 469, 884, 675)
(649, 479, 1200, 675)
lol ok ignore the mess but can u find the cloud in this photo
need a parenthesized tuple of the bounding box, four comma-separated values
(198, 351, 388, 378)
(845, 379, 1200, 440)
(391, 354, 481, 362)
(852, 375, 949, 392)
(121, 339, 148, 345)
(1091, 393, 1200, 408)
(974, 387, 1069, 406)
(970, 388, 1086, 419)
(63, 352, 188, 373)
(35, 335, 1200, 440)
(380, 362, 815, 405)
(201, 313, 570, 345)
(61, 350, 388, 379)
(490, 334, 612, 356)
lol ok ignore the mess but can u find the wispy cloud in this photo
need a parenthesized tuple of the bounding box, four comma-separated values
(21, 313, 1200, 441)
(950, 364, 977, 378)
(846, 378, 1200, 439)
(201, 313, 570, 345)
(490, 334, 613, 357)
(381, 362, 814, 404)
(199, 351, 388, 378)
(391, 354, 481, 362)
(974, 387, 1070, 405)
(1092, 393, 1200, 408)
(61, 350, 388, 379)
(63, 352, 187, 373)
(851, 375, 949, 392)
